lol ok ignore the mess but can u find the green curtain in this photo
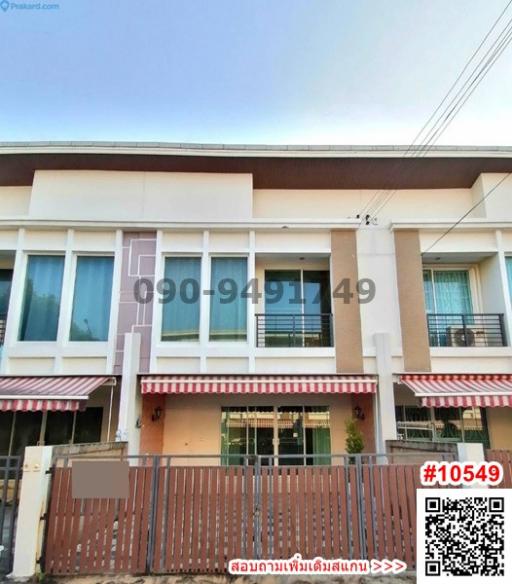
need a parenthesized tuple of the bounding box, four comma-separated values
(70, 256, 114, 341)
(210, 258, 247, 341)
(506, 258, 512, 302)
(162, 257, 201, 341)
(19, 255, 64, 341)
(423, 270, 435, 313)
(433, 270, 473, 313)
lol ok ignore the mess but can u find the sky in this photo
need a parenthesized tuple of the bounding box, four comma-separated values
(0, 0, 511, 145)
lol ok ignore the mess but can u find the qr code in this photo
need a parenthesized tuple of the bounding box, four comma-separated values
(417, 489, 512, 583)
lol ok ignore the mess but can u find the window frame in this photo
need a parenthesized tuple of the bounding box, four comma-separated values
(18, 252, 66, 342)
(220, 404, 331, 466)
(68, 253, 115, 343)
(422, 264, 481, 314)
(160, 254, 202, 343)
(208, 254, 249, 343)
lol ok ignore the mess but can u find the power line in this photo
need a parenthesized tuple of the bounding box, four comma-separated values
(421, 172, 511, 256)
(357, 0, 512, 221)
(356, 1, 512, 223)
(368, 20, 512, 220)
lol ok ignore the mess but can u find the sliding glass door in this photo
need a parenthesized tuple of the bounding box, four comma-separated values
(264, 270, 331, 347)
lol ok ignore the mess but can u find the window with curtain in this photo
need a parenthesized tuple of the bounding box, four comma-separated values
(19, 255, 65, 341)
(0, 269, 13, 316)
(162, 257, 201, 341)
(210, 257, 247, 341)
(70, 256, 114, 341)
(422, 269, 473, 313)
(506, 258, 512, 302)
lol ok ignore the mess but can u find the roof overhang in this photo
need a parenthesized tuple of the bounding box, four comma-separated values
(2, 142, 512, 189)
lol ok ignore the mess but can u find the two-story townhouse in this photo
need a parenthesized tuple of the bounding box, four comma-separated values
(1, 143, 512, 463)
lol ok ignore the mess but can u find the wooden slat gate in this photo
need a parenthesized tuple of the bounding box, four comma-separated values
(486, 449, 512, 487)
(43, 458, 423, 575)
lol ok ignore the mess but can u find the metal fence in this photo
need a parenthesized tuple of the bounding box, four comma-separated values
(43, 452, 454, 575)
(427, 313, 506, 347)
(0, 456, 22, 574)
(255, 313, 333, 347)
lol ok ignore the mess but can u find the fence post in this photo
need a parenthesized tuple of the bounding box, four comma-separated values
(146, 455, 160, 573)
(254, 456, 262, 559)
(10, 446, 53, 579)
(355, 455, 367, 559)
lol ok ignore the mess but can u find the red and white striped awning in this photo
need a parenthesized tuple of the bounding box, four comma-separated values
(141, 375, 377, 395)
(0, 376, 114, 412)
(400, 374, 512, 408)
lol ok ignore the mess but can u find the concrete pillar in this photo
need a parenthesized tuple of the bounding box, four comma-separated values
(374, 332, 397, 451)
(115, 332, 141, 456)
(10, 446, 53, 579)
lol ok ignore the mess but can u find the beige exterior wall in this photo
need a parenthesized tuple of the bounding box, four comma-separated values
(162, 394, 353, 462)
(87, 385, 120, 443)
(394, 230, 431, 372)
(30, 170, 253, 222)
(331, 230, 363, 373)
(486, 408, 512, 450)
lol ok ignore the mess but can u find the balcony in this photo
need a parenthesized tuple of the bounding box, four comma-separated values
(255, 313, 333, 348)
(396, 420, 489, 446)
(427, 313, 507, 347)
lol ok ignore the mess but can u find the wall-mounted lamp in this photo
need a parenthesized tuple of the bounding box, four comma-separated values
(354, 405, 365, 421)
(151, 406, 163, 422)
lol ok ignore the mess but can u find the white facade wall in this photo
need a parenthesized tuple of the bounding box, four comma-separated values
(1, 168, 512, 378)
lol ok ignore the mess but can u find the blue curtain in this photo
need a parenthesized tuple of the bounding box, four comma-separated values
(433, 270, 473, 313)
(70, 256, 114, 341)
(210, 258, 247, 341)
(162, 257, 201, 341)
(20, 256, 64, 341)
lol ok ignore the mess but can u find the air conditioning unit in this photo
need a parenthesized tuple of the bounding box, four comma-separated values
(447, 325, 487, 347)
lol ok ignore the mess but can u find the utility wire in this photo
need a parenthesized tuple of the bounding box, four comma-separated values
(421, 172, 511, 256)
(368, 21, 512, 220)
(356, 1, 512, 223)
(366, 19, 512, 224)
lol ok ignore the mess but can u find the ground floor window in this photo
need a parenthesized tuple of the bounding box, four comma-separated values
(395, 405, 489, 447)
(0, 407, 103, 456)
(221, 405, 331, 465)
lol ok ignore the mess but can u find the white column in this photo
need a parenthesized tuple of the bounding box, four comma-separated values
(199, 230, 211, 373)
(10, 446, 53, 579)
(115, 332, 141, 456)
(247, 230, 256, 373)
(374, 332, 397, 451)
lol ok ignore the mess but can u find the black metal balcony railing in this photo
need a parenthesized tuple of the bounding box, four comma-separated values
(427, 313, 507, 347)
(0, 314, 6, 346)
(255, 313, 333, 348)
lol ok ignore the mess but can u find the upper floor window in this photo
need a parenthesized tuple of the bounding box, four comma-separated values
(0, 269, 13, 317)
(210, 257, 247, 341)
(19, 255, 64, 341)
(506, 257, 512, 301)
(260, 270, 332, 347)
(161, 257, 201, 342)
(70, 256, 114, 341)
(423, 269, 473, 314)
